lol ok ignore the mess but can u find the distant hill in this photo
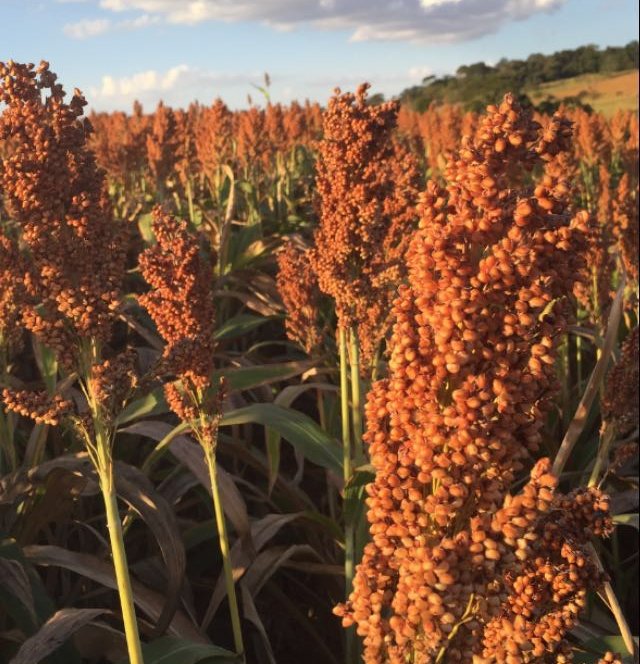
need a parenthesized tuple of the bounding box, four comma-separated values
(399, 41, 639, 113)
(528, 69, 638, 117)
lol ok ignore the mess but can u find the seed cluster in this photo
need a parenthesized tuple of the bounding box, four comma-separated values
(89, 350, 138, 422)
(138, 206, 216, 432)
(2, 388, 71, 426)
(0, 232, 26, 355)
(235, 106, 268, 174)
(194, 99, 232, 187)
(0, 60, 127, 361)
(601, 325, 639, 437)
(310, 83, 420, 364)
(334, 95, 607, 663)
(146, 101, 180, 194)
(613, 172, 639, 286)
(276, 241, 323, 354)
(89, 104, 148, 188)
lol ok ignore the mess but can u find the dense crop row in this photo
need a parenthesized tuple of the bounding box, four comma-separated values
(0, 61, 637, 664)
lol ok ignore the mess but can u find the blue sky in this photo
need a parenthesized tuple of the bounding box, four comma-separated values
(1, 0, 637, 111)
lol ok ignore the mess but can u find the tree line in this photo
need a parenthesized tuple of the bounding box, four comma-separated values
(398, 41, 639, 112)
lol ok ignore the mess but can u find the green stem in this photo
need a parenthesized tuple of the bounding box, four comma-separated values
(339, 327, 352, 484)
(348, 328, 363, 466)
(588, 424, 616, 488)
(203, 446, 245, 660)
(590, 542, 638, 658)
(0, 407, 17, 473)
(339, 326, 355, 663)
(99, 466, 144, 664)
(186, 178, 195, 226)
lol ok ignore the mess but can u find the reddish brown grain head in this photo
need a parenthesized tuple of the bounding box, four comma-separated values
(138, 206, 216, 428)
(335, 94, 601, 663)
(276, 241, 323, 355)
(311, 83, 420, 365)
(0, 60, 127, 366)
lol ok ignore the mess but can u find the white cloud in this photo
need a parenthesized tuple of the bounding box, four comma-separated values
(120, 13, 161, 28)
(95, 64, 188, 97)
(90, 0, 566, 43)
(408, 65, 433, 80)
(86, 63, 436, 111)
(88, 64, 263, 109)
(63, 18, 111, 39)
(64, 13, 160, 39)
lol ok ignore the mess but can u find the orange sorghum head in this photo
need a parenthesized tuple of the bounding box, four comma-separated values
(601, 326, 639, 437)
(311, 83, 420, 365)
(276, 240, 323, 355)
(138, 206, 215, 425)
(2, 388, 72, 426)
(265, 102, 286, 155)
(89, 349, 138, 422)
(0, 60, 127, 363)
(194, 99, 232, 185)
(146, 100, 180, 194)
(174, 104, 199, 190)
(334, 94, 601, 663)
(234, 106, 267, 173)
(0, 232, 26, 356)
(598, 652, 623, 664)
(89, 109, 149, 187)
(612, 172, 639, 286)
(283, 101, 308, 146)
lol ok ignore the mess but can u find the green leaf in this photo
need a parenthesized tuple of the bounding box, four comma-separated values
(574, 635, 637, 663)
(118, 637, 237, 664)
(117, 388, 168, 425)
(138, 212, 155, 244)
(217, 360, 314, 393)
(266, 383, 339, 493)
(344, 468, 375, 525)
(0, 540, 80, 664)
(214, 314, 278, 341)
(9, 608, 107, 664)
(613, 513, 639, 530)
(32, 338, 58, 394)
(220, 404, 342, 475)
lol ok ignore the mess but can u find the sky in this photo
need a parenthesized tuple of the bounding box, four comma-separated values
(0, 0, 637, 111)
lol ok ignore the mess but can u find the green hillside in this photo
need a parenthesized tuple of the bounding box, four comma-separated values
(400, 41, 639, 113)
(528, 69, 638, 116)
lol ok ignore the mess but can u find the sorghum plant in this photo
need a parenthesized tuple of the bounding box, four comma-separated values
(138, 206, 245, 660)
(334, 94, 615, 663)
(146, 100, 180, 199)
(0, 60, 142, 663)
(194, 99, 233, 206)
(276, 240, 323, 356)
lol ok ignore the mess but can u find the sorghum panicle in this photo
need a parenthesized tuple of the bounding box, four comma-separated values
(0, 232, 26, 356)
(601, 326, 639, 437)
(2, 388, 72, 426)
(146, 100, 179, 193)
(138, 206, 217, 436)
(311, 83, 419, 364)
(195, 99, 233, 185)
(335, 95, 603, 663)
(0, 60, 127, 367)
(276, 241, 323, 355)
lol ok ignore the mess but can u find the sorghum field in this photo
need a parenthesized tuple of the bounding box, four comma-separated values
(0, 61, 638, 664)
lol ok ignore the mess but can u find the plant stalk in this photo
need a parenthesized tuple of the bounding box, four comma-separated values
(348, 328, 363, 466)
(339, 327, 352, 484)
(339, 326, 355, 662)
(99, 467, 144, 664)
(203, 446, 245, 660)
(588, 423, 616, 488)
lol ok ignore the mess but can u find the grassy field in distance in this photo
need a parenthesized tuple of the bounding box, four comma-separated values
(528, 69, 638, 116)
